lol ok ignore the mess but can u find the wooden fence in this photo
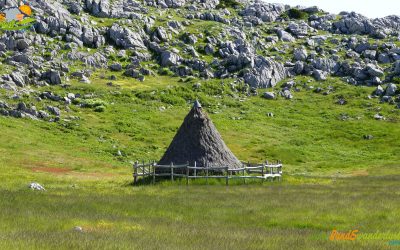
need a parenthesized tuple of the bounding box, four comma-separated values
(132, 161, 283, 185)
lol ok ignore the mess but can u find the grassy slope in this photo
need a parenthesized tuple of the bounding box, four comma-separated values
(1, 61, 400, 249)
(1, 75, 399, 177)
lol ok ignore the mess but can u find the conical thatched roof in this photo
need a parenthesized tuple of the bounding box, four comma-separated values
(159, 101, 242, 169)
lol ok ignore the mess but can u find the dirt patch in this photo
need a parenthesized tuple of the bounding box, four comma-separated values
(70, 172, 116, 178)
(351, 170, 369, 177)
(31, 167, 117, 178)
(31, 167, 72, 174)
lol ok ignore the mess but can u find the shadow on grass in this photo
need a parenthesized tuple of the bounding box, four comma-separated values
(128, 176, 284, 187)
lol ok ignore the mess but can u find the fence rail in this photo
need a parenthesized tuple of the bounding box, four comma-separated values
(132, 160, 283, 185)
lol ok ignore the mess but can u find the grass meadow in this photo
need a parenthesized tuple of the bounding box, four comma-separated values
(0, 75, 399, 249)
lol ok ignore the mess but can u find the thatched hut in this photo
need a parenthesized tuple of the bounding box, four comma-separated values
(158, 100, 242, 170)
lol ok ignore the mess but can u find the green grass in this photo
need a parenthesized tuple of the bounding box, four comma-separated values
(0, 70, 399, 249)
(0, 175, 399, 249)
(0, 4, 399, 248)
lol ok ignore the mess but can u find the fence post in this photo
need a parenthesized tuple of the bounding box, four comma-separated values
(225, 167, 229, 186)
(261, 162, 265, 183)
(142, 160, 145, 185)
(194, 161, 197, 179)
(206, 163, 209, 185)
(243, 163, 246, 184)
(186, 161, 189, 186)
(271, 161, 274, 182)
(170, 162, 174, 182)
(152, 161, 156, 185)
(133, 161, 138, 185)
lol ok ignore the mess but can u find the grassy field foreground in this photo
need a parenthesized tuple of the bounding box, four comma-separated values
(0, 75, 399, 249)
(0, 176, 399, 249)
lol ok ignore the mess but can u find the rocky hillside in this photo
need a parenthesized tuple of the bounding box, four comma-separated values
(0, 0, 399, 120)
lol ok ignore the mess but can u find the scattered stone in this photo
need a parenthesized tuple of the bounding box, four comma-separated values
(373, 113, 385, 120)
(73, 226, 83, 232)
(313, 70, 328, 81)
(366, 64, 384, 77)
(160, 51, 181, 67)
(109, 63, 122, 71)
(29, 182, 45, 191)
(363, 135, 373, 140)
(385, 83, 397, 96)
(293, 47, 308, 61)
(262, 92, 275, 99)
(47, 106, 61, 116)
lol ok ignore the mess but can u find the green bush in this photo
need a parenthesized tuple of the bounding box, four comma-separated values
(94, 105, 106, 112)
(287, 8, 309, 20)
(83, 99, 107, 108)
(159, 67, 173, 76)
(216, 0, 240, 9)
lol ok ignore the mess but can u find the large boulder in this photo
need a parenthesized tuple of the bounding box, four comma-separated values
(293, 47, 308, 61)
(160, 51, 181, 67)
(108, 24, 146, 49)
(240, 3, 286, 22)
(385, 83, 397, 96)
(42, 70, 62, 85)
(366, 64, 384, 77)
(243, 56, 287, 88)
(145, 0, 186, 8)
(313, 70, 328, 81)
(10, 72, 26, 87)
(277, 30, 295, 42)
(262, 92, 275, 99)
(85, 0, 110, 17)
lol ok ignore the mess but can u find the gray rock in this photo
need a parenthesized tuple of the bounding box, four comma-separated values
(282, 89, 293, 99)
(9, 110, 24, 118)
(69, 2, 82, 14)
(42, 70, 62, 85)
(374, 85, 384, 96)
(277, 30, 295, 42)
(160, 51, 181, 67)
(385, 83, 397, 96)
(378, 53, 391, 64)
(38, 110, 50, 119)
(124, 68, 140, 78)
(363, 135, 373, 140)
(288, 21, 311, 37)
(293, 61, 304, 75)
(366, 64, 384, 77)
(240, 3, 286, 23)
(363, 50, 377, 60)
(6, 53, 33, 65)
(293, 47, 307, 61)
(16, 39, 30, 50)
(108, 24, 146, 49)
(73, 226, 83, 232)
(85, 0, 110, 17)
(29, 182, 45, 191)
(243, 57, 288, 88)
(204, 44, 214, 55)
(373, 113, 384, 120)
(47, 106, 61, 116)
(156, 27, 170, 42)
(109, 63, 122, 71)
(80, 75, 91, 84)
(313, 70, 328, 81)
(10, 72, 26, 87)
(262, 92, 275, 99)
